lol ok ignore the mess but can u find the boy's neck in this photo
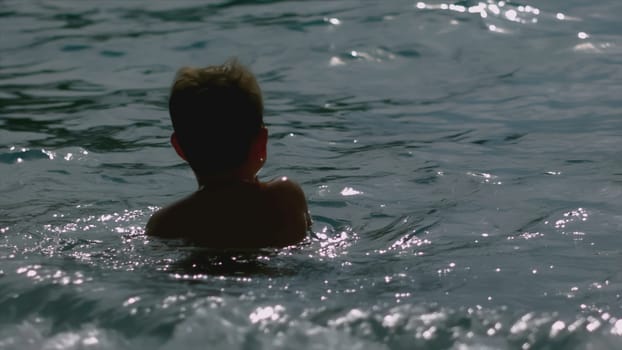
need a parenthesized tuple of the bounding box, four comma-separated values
(195, 166, 258, 189)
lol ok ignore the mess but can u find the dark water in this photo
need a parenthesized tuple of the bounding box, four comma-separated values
(1, 1, 621, 349)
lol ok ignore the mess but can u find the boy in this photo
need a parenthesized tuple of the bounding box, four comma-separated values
(146, 59, 311, 248)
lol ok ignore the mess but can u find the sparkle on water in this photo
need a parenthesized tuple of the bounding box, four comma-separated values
(1, 0, 621, 349)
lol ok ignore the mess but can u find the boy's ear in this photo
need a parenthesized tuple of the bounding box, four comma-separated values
(256, 126, 268, 161)
(170, 132, 187, 161)
(249, 126, 268, 164)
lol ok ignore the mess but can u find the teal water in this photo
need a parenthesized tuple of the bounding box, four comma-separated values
(1, 1, 622, 349)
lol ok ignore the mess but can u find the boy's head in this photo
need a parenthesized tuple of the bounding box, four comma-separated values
(169, 59, 264, 175)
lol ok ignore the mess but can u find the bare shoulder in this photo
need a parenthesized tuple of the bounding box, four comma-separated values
(145, 178, 310, 247)
(145, 196, 192, 237)
(264, 177, 310, 218)
(265, 177, 306, 205)
(145, 204, 172, 237)
(263, 176, 311, 243)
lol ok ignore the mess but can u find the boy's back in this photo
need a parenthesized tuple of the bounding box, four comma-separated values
(146, 177, 310, 248)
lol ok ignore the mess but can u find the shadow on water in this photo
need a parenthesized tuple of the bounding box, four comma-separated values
(164, 246, 299, 278)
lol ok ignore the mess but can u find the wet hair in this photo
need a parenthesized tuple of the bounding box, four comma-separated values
(169, 59, 264, 175)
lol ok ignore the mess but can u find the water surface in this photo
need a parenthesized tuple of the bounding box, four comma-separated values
(1, 1, 622, 349)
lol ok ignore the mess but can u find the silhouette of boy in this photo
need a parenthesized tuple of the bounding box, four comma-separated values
(146, 60, 311, 248)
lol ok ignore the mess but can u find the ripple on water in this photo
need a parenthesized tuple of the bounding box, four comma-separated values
(2, 0, 622, 348)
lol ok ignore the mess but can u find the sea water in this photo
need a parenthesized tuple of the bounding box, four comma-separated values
(1, 1, 621, 349)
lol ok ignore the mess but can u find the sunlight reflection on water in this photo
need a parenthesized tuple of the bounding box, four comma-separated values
(1, 0, 621, 348)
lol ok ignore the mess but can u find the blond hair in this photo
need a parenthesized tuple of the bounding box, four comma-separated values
(169, 59, 263, 174)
